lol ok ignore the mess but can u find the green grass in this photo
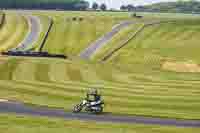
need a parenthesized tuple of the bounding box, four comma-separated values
(0, 12, 28, 52)
(139, 12, 200, 19)
(30, 15, 52, 51)
(90, 12, 200, 61)
(3, 11, 54, 51)
(30, 11, 132, 56)
(109, 19, 200, 68)
(0, 56, 200, 120)
(91, 23, 144, 61)
(0, 114, 199, 133)
(1, 12, 200, 131)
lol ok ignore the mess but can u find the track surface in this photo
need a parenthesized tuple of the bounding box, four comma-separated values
(79, 21, 135, 59)
(0, 101, 200, 127)
(11, 15, 41, 51)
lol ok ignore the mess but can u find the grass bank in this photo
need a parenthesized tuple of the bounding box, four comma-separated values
(109, 19, 200, 68)
(0, 114, 199, 133)
(0, 12, 28, 51)
(31, 11, 132, 56)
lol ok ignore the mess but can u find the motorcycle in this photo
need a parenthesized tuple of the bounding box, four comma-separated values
(73, 99, 104, 114)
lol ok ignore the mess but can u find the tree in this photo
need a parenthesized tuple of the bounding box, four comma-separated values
(0, 0, 81, 10)
(74, 1, 89, 10)
(127, 4, 135, 12)
(100, 3, 107, 11)
(120, 5, 127, 11)
(92, 2, 98, 10)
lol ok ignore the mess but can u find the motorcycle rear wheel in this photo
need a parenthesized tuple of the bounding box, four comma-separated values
(94, 106, 103, 114)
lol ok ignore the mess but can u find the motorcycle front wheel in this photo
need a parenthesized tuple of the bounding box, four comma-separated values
(73, 104, 82, 113)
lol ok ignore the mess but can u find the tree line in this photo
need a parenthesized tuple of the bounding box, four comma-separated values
(120, 1, 200, 13)
(92, 2, 107, 11)
(0, 0, 89, 10)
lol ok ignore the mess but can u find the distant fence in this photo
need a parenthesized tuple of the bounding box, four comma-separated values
(2, 51, 66, 59)
(39, 17, 53, 52)
(0, 12, 5, 28)
(101, 24, 145, 61)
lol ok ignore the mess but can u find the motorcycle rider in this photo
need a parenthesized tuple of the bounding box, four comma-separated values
(72, 88, 104, 113)
(86, 88, 102, 106)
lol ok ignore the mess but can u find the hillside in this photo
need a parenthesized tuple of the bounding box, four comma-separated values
(109, 19, 200, 68)
(1, 56, 200, 120)
(0, 12, 28, 51)
(0, 11, 200, 120)
(136, 1, 200, 13)
(0, 11, 200, 132)
(32, 11, 130, 56)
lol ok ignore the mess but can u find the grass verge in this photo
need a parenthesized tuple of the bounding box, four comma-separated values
(0, 113, 199, 133)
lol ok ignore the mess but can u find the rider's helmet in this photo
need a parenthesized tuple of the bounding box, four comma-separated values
(88, 88, 98, 95)
(86, 88, 101, 101)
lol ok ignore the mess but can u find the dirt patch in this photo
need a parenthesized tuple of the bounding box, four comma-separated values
(0, 56, 8, 65)
(0, 99, 8, 102)
(162, 61, 200, 73)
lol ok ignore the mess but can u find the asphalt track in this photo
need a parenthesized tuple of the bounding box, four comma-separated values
(11, 15, 41, 51)
(79, 21, 135, 59)
(0, 101, 200, 128)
